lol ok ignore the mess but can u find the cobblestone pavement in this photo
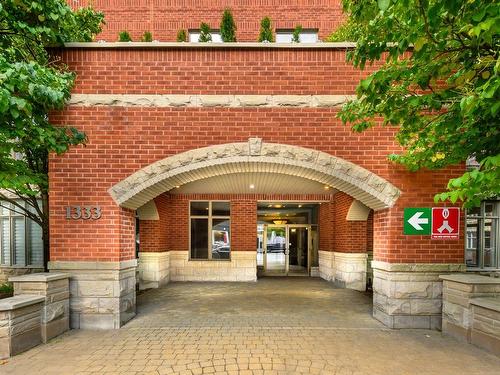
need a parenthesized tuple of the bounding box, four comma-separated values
(2, 278, 500, 374)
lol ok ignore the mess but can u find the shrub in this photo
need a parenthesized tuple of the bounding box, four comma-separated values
(258, 16, 273, 42)
(118, 31, 132, 42)
(198, 22, 212, 42)
(141, 31, 153, 42)
(0, 282, 13, 296)
(220, 8, 237, 42)
(292, 25, 302, 43)
(177, 29, 187, 42)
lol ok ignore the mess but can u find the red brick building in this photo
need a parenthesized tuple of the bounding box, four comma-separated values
(4, 1, 482, 331)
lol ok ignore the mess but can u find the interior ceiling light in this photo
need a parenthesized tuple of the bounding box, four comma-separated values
(274, 204, 282, 208)
(273, 219, 287, 225)
(298, 204, 302, 208)
(324, 185, 330, 190)
(175, 185, 180, 189)
(249, 184, 255, 189)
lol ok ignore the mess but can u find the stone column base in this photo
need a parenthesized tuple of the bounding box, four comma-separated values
(48, 260, 137, 330)
(372, 261, 466, 329)
(333, 252, 367, 291)
(138, 252, 169, 290)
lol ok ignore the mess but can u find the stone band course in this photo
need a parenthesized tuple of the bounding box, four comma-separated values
(69, 94, 355, 108)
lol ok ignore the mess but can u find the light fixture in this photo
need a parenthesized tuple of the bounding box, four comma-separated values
(298, 204, 302, 208)
(274, 204, 282, 208)
(249, 184, 255, 189)
(273, 220, 288, 225)
(175, 185, 180, 189)
(291, 228, 296, 233)
(268, 204, 272, 208)
(324, 185, 330, 190)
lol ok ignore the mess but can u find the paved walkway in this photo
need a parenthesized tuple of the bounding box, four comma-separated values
(2, 278, 500, 374)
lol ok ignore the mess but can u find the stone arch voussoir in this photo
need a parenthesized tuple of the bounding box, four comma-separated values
(109, 138, 401, 211)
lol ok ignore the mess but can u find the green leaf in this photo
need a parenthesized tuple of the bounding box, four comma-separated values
(378, 0, 391, 11)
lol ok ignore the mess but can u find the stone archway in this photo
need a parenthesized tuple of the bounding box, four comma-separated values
(109, 138, 400, 210)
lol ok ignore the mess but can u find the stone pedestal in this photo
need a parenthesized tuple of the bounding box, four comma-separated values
(440, 274, 500, 341)
(372, 262, 466, 329)
(333, 252, 367, 291)
(9, 273, 70, 343)
(470, 298, 500, 356)
(137, 252, 169, 290)
(0, 295, 45, 359)
(48, 260, 137, 330)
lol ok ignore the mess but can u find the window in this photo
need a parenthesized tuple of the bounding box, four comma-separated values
(275, 29, 319, 43)
(0, 200, 44, 267)
(190, 201, 230, 260)
(188, 30, 222, 43)
(466, 201, 499, 269)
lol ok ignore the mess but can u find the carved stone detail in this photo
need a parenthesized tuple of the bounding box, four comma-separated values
(109, 139, 401, 211)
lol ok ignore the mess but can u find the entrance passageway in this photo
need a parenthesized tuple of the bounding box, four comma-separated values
(2, 278, 500, 375)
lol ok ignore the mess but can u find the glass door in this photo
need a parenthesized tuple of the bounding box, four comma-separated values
(263, 225, 288, 275)
(288, 226, 309, 275)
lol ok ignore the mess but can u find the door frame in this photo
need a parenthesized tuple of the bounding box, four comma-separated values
(263, 224, 311, 276)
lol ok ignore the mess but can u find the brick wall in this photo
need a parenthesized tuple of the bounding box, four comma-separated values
(53, 48, 375, 96)
(70, 0, 344, 42)
(318, 201, 334, 252)
(137, 193, 331, 255)
(333, 192, 367, 253)
(49, 46, 465, 265)
(139, 195, 169, 252)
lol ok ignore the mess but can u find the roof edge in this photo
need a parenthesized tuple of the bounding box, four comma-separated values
(60, 41, 356, 49)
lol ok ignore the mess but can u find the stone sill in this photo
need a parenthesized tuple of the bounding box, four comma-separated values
(470, 297, 500, 311)
(9, 272, 68, 283)
(0, 295, 45, 311)
(439, 274, 500, 284)
(372, 261, 467, 273)
(62, 42, 356, 49)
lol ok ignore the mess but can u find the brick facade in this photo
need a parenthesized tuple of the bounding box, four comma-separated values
(71, 0, 344, 42)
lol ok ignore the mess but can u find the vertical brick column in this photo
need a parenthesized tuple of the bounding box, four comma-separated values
(372, 169, 466, 329)
(318, 200, 334, 281)
(10, 273, 70, 343)
(137, 195, 170, 289)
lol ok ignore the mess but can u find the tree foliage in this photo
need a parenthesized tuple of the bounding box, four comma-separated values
(199, 23, 212, 43)
(0, 0, 104, 266)
(220, 8, 237, 42)
(258, 17, 274, 42)
(334, 0, 500, 207)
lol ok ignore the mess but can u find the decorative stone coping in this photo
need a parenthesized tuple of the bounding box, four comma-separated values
(0, 295, 45, 311)
(439, 274, 500, 284)
(470, 297, 500, 311)
(372, 261, 467, 273)
(9, 273, 69, 283)
(63, 42, 356, 49)
(69, 94, 355, 108)
(48, 259, 137, 271)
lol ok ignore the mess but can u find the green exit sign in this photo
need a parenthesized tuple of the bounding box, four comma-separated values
(404, 208, 431, 235)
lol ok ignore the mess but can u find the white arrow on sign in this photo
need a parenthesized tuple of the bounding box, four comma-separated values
(408, 212, 429, 230)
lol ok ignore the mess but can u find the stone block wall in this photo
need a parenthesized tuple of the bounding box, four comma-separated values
(10, 273, 70, 343)
(169, 251, 256, 282)
(441, 274, 500, 341)
(333, 252, 367, 291)
(373, 262, 466, 329)
(470, 298, 500, 356)
(0, 295, 45, 359)
(48, 260, 137, 330)
(318, 251, 334, 281)
(0, 267, 44, 283)
(138, 252, 170, 290)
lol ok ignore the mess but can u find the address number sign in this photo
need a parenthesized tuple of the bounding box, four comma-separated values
(65, 205, 102, 220)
